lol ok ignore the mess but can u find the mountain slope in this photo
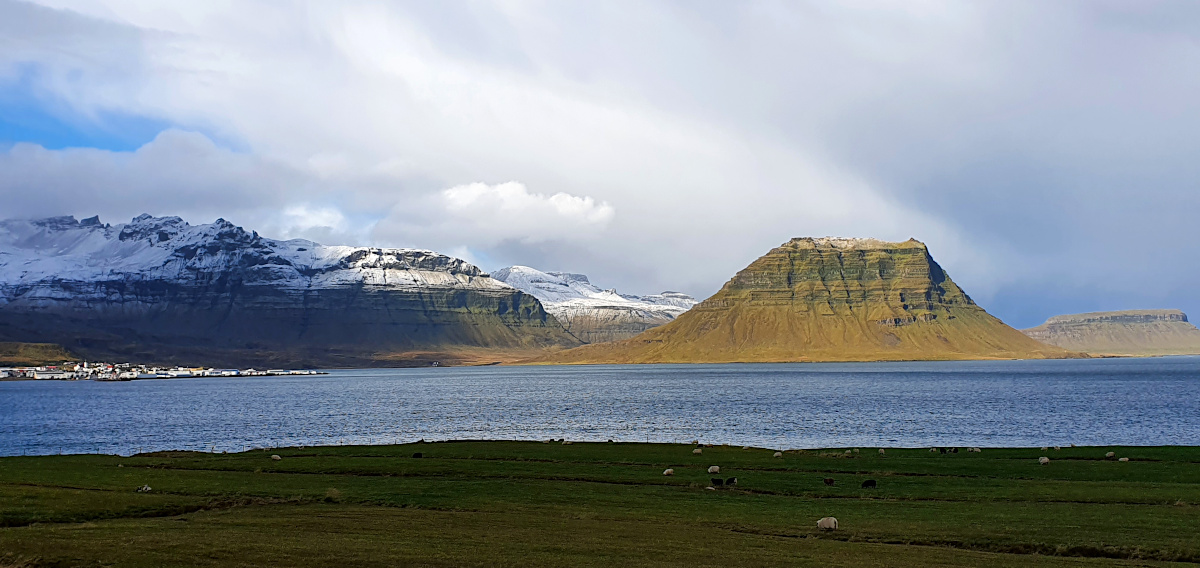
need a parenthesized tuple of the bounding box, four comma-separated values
(537, 237, 1070, 364)
(0, 215, 579, 366)
(0, 342, 76, 366)
(492, 266, 696, 343)
(1022, 309, 1200, 356)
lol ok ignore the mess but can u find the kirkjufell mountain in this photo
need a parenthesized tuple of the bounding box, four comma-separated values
(1023, 309, 1200, 356)
(0, 215, 579, 367)
(492, 265, 697, 343)
(538, 237, 1071, 363)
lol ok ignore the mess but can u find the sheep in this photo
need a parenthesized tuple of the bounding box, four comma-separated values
(1039, 456, 1050, 465)
(708, 465, 720, 474)
(562, 441, 573, 445)
(1118, 457, 1129, 462)
(411, 452, 422, 458)
(929, 448, 938, 453)
(823, 478, 835, 486)
(853, 448, 860, 454)
(725, 477, 737, 486)
(270, 454, 282, 461)
(1041, 446, 1049, 451)
(693, 448, 703, 455)
(1054, 446, 1061, 451)
(816, 517, 838, 530)
(135, 485, 152, 493)
(711, 478, 724, 486)
(861, 479, 877, 489)
(1105, 451, 1115, 458)
(844, 450, 852, 455)
(773, 451, 783, 458)
(691, 440, 700, 445)
(878, 448, 886, 456)
(663, 468, 674, 476)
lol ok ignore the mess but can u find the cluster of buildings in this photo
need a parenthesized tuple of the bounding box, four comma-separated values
(0, 362, 323, 380)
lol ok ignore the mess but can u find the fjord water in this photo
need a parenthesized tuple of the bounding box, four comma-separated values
(2, 357, 1198, 456)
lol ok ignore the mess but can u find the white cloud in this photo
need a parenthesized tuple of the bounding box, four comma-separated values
(442, 181, 614, 235)
(373, 181, 614, 253)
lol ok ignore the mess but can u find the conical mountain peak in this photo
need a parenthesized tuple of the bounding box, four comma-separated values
(539, 236, 1071, 364)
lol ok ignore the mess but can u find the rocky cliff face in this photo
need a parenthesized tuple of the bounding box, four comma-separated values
(539, 237, 1069, 363)
(1022, 309, 1200, 356)
(492, 266, 697, 343)
(0, 215, 579, 366)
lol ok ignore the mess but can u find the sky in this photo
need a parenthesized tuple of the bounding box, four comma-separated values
(1, 0, 1198, 329)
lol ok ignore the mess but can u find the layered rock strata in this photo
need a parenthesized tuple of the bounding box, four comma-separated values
(539, 237, 1070, 363)
(0, 215, 579, 367)
(1022, 310, 1200, 356)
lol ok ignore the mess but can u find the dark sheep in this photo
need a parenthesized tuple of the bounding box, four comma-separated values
(823, 478, 835, 486)
(861, 479, 877, 489)
(412, 452, 423, 458)
(725, 477, 737, 486)
(711, 478, 724, 486)
(939, 447, 947, 454)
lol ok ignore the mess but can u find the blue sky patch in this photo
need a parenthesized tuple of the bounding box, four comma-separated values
(0, 66, 170, 152)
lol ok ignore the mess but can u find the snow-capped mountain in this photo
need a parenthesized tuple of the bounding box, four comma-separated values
(492, 265, 697, 343)
(0, 215, 578, 366)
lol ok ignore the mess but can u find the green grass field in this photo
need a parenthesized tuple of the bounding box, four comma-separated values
(1, 442, 1197, 567)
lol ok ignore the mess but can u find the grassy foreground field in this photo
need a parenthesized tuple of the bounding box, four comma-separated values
(1, 442, 1198, 567)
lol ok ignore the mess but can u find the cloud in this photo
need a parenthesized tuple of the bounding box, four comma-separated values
(441, 181, 614, 238)
(2, 1, 1200, 326)
(373, 181, 614, 254)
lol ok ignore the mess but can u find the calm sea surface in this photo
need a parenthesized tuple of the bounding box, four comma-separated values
(2, 357, 1199, 456)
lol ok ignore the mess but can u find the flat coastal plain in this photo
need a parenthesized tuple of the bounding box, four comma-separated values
(2, 442, 1198, 567)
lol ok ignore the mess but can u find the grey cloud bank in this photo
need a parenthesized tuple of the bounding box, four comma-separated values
(1, 0, 1198, 328)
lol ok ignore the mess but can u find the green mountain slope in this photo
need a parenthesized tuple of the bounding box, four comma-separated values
(539, 237, 1071, 364)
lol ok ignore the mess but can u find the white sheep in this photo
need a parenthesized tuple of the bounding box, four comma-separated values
(1054, 446, 1061, 451)
(693, 448, 703, 455)
(663, 468, 674, 476)
(878, 449, 886, 456)
(773, 451, 783, 458)
(1041, 447, 1049, 451)
(1118, 457, 1129, 462)
(1038, 456, 1050, 465)
(708, 465, 720, 474)
(816, 517, 838, 530)
(270, 454, 282, 461)
(1105, 451, 1115, 458)
(853, 448, 860, 453)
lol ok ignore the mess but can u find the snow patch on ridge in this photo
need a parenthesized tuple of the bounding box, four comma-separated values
(0, 215, 513, 301)
(492, 265, 697, 323)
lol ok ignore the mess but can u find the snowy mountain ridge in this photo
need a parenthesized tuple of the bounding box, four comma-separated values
(492, 265, 697, 343)
(0, 214, 510, 300)
(0, 215, 577, 367)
